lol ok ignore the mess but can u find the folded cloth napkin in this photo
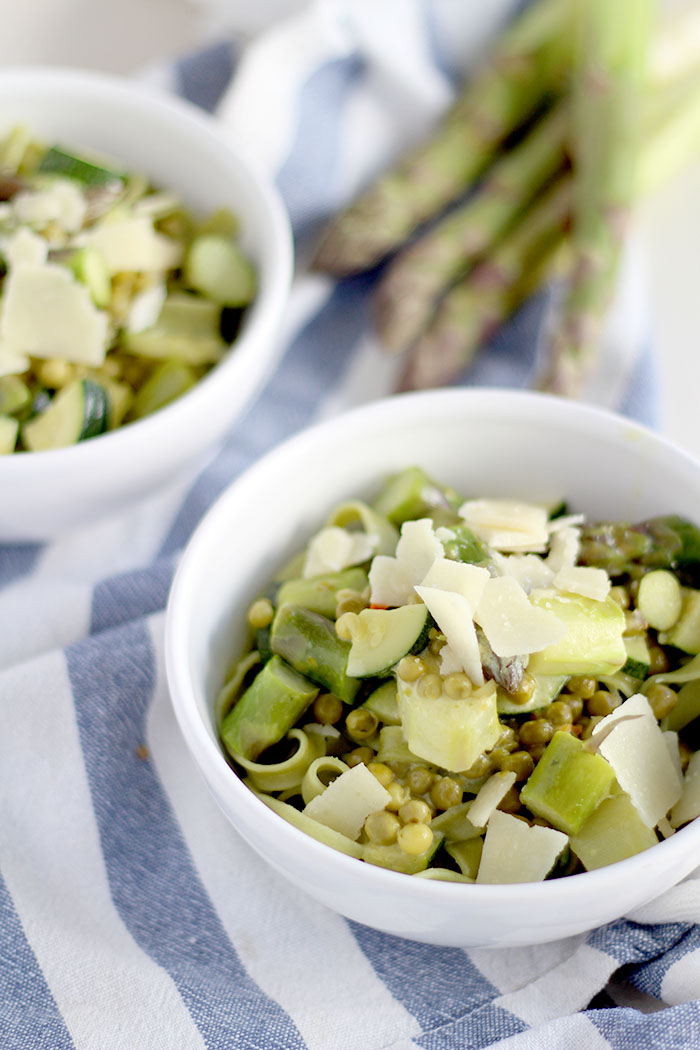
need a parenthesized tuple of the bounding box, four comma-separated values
(1, 3, 697, 1049)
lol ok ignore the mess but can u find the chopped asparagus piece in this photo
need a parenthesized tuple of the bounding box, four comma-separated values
(129, 359, 198, 420)
(121, 294, 227, 365)
(445, 837, 483, 879)
(663, 680, 700, 733)
(670, 750, 700, 828)
(520, 730, 615, 835)
(661, 588, 700, 654)
(270, 604, 359, 703)
(372, 466, 460, 526)
(527, 592, 626, 676)
(37, 145, 125, 186)
(220, 654, 318, 761)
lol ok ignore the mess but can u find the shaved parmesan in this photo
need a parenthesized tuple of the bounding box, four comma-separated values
(553, 566, 610, 602)
(547, 526, 580, 572)
(474, 576, 567, 658)
(467, 771, 517, 828)
(0, 263, 109, 366)
(414, 585, 483, 684)
(12, 178, 87, 234)
(418, 558, 489, 607)
(1, 227, 48, 268)
(303, 526, 375, 578)
(492, 552, 554, 593)
(303, 763, 391, 840)
(548, 514, 585, 533)
(369, 519, 443, 607)
(80, 214, 183, 274)
(591, 694, 682, 828)
(459, 499, 549, 552)
(476, 810, 568, 883)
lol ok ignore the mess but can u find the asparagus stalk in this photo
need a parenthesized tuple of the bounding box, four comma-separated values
(311, 0, 570, 276)
(398, 178, 572, 391)
(374, 104, 568, 353)
(537, 0, 653, 397)
(579, 516, 700, 579)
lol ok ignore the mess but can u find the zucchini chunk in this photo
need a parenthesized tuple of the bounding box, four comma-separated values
(344, 604, 432, 678)
(21, 378, 109, 451)
(37, 145, 125, 186)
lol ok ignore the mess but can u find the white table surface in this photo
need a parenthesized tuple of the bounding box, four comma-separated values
(4, 0, 700, 462)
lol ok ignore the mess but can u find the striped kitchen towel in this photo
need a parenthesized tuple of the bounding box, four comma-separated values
(1, 2, 696, 1049)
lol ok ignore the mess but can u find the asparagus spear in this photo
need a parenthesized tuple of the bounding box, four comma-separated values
(374, 105, 568, 353)
(398, 178, 571, 391)
(579, 516, 700, 579)
(311, 0, 569, 276)
(537, 0, 653, 397)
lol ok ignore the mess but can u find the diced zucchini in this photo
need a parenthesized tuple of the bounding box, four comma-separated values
(270, 604, 359, 704)
(396, 676, 500, 773)
(496, 673, 569, 715)
(520, 731, 615, 836)
(37, 145, 125, 186)
(129, 359, 198, 420)
(527, 592, 626, 676)
(184, 234, 256, 306)
(671, 750, 700, 828)
(276, 567, 369, 619)
(662, 679, 700, 732)
(637, 570, 683, 632)
(363, 831, 444, 874)
(621, 635, 651, 681)
(0, 375, 31, 417)
(120, 294, 227, 365)
(375, 725, 419, 767)
(21, 378, 109, 451)
(445, 837, 483, 879)
(66, 246, 112, 308)
(360, 680, 400, 725)
(0, 414, 19, 453)
(570, 792, 658, 869)
(220, 654, 318, 761)
(344, 604, 432, 678)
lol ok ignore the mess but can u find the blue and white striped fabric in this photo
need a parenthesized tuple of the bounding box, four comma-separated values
(1, 3, 698, 1047)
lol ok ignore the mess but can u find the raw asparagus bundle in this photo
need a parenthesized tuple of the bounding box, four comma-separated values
(312, 0, 700, 392)
(537, 0, 653, 396)
(311, 0, 569, 275)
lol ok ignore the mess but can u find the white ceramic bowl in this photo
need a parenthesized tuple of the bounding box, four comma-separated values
(0, 67, 292, 540)
(165, 388, 700, 947)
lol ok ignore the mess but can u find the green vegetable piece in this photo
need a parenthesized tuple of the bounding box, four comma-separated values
(441, 523, 491, 566)
(66, 246, 112, 308)
(121, 294, 227, 365)
(637, 569, 683, 631)
(375, 725, 421, 768)
(570, 792, 658, 870)
(579, 515, 700, 579)
(0, 414, 19, 454)
(661, 588, 700, 654)
(361, 680, 400, 725)
(396, 677, 500, 773)
(520, 730, 615, 836)
(363, 831, 444, 874)
(621, 635, 650, 681)
(431, 801, 484, 843)
(258, 792, 364, 859)
(21, 378, 109, 451)
(129, 359, 198, 420)
(270, 604, 359, 704)
(184, 234, 256, 307)
(371, 466, 460, 526)
(0, 375, 31, 418)
(197, 206, 240, 238)
(326, 500, 399, 555)
(345, 604, 432, 678)
(527, 593, 626, 677)
(663, 679, 700, 733)
(276, 567, 369, 619)
(37, 145, 125, 186)
(220, 654, 318, 761)
(445, 837, 483, 879)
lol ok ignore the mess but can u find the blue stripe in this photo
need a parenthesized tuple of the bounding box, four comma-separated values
(462, 286, 551, 390)
(0, 542, 44, 590)
(276, 54, 364, 244)
(624, 925, 700, 1001)
(0, 871, 75, 1049)
(590, 1000, 700, 1049)
(91, 556, 176, 635)
(66, 620, 305, 1050)
(349, 921, 524, 1046)
(175, 41, 237, 114)
(619, 338, 661, 428)
(159, 272, 376, 556)
(587, 918, 692, 972)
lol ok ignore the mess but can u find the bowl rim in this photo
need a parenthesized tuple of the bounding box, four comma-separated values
(165, 387, 700, 902)
(0, 65, 293, 474)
